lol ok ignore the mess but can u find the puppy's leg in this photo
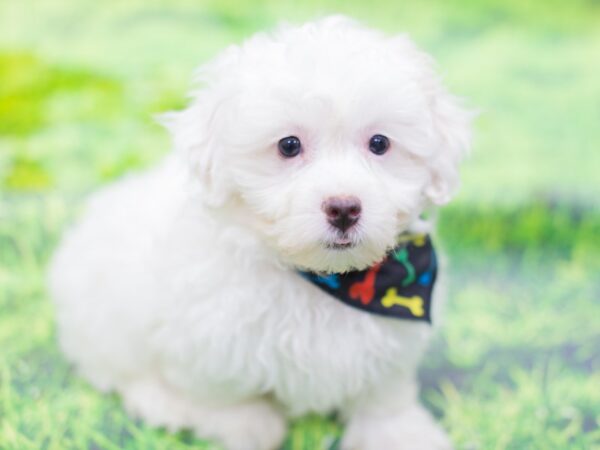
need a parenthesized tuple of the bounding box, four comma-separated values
(121, 378, 287, 450)
(341, 377, 452, 450)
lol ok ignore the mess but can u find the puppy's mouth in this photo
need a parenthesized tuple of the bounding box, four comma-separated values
(323, 234, 358, 250)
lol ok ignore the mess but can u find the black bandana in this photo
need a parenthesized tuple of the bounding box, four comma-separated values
(299, 234, 437, 323)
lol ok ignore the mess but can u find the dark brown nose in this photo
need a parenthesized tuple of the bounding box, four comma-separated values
(322, 196, 362, 232)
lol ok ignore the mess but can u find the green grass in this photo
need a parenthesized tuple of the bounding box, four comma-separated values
(1, 0, 599, 449)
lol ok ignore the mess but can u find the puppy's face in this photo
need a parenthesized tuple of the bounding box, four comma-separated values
(168, 17, 471, 273)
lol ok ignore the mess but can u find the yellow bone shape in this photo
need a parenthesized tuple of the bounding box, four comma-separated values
(397, 233, 426, 247)
(381, 288, 425, 317)
(411, 234, 426, 247)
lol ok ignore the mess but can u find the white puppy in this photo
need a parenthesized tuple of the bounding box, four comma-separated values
(49, 16, 471, 450)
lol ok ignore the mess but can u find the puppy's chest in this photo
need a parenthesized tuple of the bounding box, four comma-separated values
(266, 299, 427, 413)
(167, 270, 431, 414)
(257, 301, 427, 414)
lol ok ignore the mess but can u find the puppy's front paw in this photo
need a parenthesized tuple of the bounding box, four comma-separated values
(341, 404, 452, 450)
(121, 378, 285, 450)
(195, 399, 287, 450)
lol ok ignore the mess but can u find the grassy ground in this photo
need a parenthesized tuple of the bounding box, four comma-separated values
(1, 0, 599, 449)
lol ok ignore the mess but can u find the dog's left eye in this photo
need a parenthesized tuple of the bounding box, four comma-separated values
(368, 134, 390, 155)
(278, 136, 302, 158)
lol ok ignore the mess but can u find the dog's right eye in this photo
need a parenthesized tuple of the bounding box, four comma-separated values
(368, 134, 390, 155)
(278, 136, 302, 158)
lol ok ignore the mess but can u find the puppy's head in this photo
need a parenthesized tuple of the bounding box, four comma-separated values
(166, 16, 472, 273)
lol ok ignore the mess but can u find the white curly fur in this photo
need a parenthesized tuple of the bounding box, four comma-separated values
(49, 16, 471, 450)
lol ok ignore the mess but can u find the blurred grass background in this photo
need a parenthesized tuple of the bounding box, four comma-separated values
(1, 0, 599, 449)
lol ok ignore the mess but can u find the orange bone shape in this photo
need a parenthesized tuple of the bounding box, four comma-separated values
(349, 263, 382, 305)
(381, 288, 425, 317)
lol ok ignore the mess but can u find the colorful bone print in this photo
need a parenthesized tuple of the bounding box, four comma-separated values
(412, 234, 426, 247)
(391, 247, 416, 287)
(349, 263, 382, 305)
(300, 234, 437, 322)
(381, 289, 425, 317)
(314, 274, 340, 289)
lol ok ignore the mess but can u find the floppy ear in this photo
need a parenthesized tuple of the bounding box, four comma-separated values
(424, 88, 473, 205)
(160, 46, 244, 207)
(159, 45, 248, 206)
(389, 35, 473, 206)
(160, 92, 233, 207)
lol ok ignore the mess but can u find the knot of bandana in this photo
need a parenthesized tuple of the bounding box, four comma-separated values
(299, 234, 437, 323)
